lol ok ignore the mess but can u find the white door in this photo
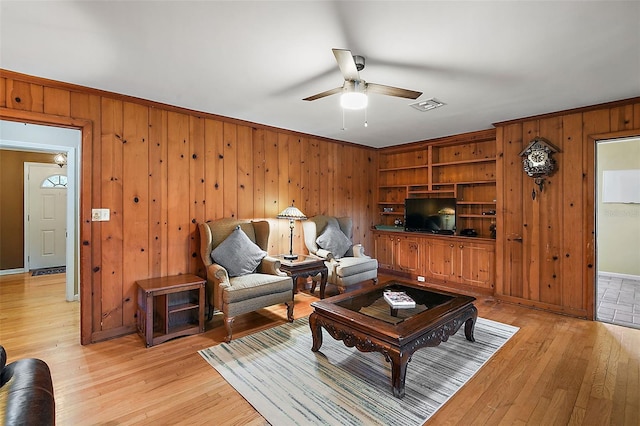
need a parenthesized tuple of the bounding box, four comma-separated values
(27, 163, 67, 269)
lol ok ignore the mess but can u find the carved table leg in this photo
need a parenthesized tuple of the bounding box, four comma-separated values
(319, 270, 328, 299)
(309, 313, 323, 352)
(285, 301, 294, 322)
(388, 350, 410, 399)
(464, 305, 478, 342)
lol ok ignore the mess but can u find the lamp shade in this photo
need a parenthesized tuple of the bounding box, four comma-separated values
(438, 207, 455, 215)
(277, 206, 307, 220)
(277, 205, 306, 260)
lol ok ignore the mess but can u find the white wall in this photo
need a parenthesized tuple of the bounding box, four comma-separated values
(597, 137, 640, 277)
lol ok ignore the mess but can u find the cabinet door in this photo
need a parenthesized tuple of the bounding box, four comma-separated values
(374, 233, 395, 270)
(396, 236, 420, 273)
(458, 242, 494, 289)
(425, 239, 456, 281)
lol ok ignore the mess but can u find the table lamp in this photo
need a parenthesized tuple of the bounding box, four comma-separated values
(277, 204, 307, 260)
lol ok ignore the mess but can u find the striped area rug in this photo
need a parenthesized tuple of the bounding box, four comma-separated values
(199, 316, 518, 426)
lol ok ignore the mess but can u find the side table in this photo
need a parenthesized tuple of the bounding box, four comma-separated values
(276, 255, 328, 298)
(136, 274, 205, 347)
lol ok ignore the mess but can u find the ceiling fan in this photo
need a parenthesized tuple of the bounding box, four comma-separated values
(303, 48, 423, 109)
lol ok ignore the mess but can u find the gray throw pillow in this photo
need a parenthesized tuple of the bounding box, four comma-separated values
(316, 219, 352, 259)
(211, 226, 267, 277)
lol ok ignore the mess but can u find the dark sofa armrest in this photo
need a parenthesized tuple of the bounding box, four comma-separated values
(0, 346, 55, 426)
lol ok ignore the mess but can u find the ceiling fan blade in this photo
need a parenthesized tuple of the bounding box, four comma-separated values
(303, 86, 343, 101)
(332, 48, 360, 81)
(366, 83, 422, 100)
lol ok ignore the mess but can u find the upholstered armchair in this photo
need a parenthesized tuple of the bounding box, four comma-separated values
(198, 218, 294, 341)
(302, 215, 378, 298)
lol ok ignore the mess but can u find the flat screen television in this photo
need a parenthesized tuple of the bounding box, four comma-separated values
(404, 197, 457, 234)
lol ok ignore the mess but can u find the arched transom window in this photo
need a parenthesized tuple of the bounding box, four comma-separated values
(41, 174, 68, 188)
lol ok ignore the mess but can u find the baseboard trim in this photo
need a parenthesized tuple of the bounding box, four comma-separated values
(599, 271, 640, 281)
(0, 268, 26, 276)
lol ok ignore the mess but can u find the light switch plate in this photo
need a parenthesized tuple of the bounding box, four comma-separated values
(92, 208, 110, 221)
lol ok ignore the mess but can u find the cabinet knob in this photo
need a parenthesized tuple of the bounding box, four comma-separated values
(449, 244, 454, 248)
(459, 245, 464, 249)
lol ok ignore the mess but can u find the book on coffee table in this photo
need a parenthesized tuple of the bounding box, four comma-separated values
(383, 290, 416, 309)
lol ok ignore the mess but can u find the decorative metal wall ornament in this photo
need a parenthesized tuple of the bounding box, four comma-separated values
(518, 136, 560, 199)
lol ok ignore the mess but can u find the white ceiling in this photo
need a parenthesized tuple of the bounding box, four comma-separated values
(1, 1, 639, 148)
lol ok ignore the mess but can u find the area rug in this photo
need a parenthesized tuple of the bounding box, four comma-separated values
(199, 316, 518, 426)
(31, 266, 65, 276)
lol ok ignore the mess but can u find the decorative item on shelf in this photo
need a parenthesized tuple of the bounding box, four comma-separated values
(482, 209, 496, 215)
(438, 207, 456, 230)
(519, 136, 560, 199)
(277, 203, 307, 260)
(383, 207, 394, 213)
(490, 221, 496, 239)
(394, 218, 403, 227)
(53, 152, 67, 168)
(460, 228, 478, 237)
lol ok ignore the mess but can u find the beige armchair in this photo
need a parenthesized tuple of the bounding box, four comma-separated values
(302, 215, 378, 298)
(198, 218, 294, 341)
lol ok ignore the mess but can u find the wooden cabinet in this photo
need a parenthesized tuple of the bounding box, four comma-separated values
(374, 233, 395, 270)
(374, 233, 421, 274)
(425, 238, 494, 289)
(136, 274, 205, 347)
(376, 129, 497, 239)
(374, 230, 495, 293)
(458, 241, 494, 289)
(425, 238, 456, 281)
(397, 235, 420, 273)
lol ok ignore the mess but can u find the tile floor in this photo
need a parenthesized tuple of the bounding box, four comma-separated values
(596, 273, 640, 329)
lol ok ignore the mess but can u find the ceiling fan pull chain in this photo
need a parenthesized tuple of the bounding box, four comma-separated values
(364, 106, 368, 128)
(341, 106, 346, 131)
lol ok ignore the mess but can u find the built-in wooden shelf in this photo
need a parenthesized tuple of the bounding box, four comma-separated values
(432, 157, 496, 167)
(376, 130, 497, 238)
(379, 164, 428, 172)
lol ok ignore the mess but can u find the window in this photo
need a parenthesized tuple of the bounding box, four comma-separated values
(41, 174, 68, 188)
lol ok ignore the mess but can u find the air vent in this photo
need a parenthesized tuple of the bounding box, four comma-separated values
(410, 98, 445, 112)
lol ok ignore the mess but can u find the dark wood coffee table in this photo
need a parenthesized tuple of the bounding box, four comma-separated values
(309, 280, 477, 398)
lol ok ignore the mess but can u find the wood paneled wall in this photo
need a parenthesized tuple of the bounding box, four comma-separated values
(0, 70, 377, 343)
(495, 98, 640, 319)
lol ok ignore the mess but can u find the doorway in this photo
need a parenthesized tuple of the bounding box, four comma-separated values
(595, 136, 640, 329)
(25, 162, 68, 270)
(0, 120, 80, 301)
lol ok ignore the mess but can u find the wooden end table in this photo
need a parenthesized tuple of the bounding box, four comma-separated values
(275, 255, 328, 297)
(136, 274, 205, 347)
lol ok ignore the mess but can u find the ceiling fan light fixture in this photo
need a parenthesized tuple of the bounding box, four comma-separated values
(340, 91, 368, 110)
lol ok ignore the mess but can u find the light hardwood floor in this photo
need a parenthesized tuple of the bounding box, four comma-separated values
(1, 272, 638, 425)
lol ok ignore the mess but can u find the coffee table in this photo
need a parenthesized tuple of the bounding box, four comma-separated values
(309, 280, 477, 398)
